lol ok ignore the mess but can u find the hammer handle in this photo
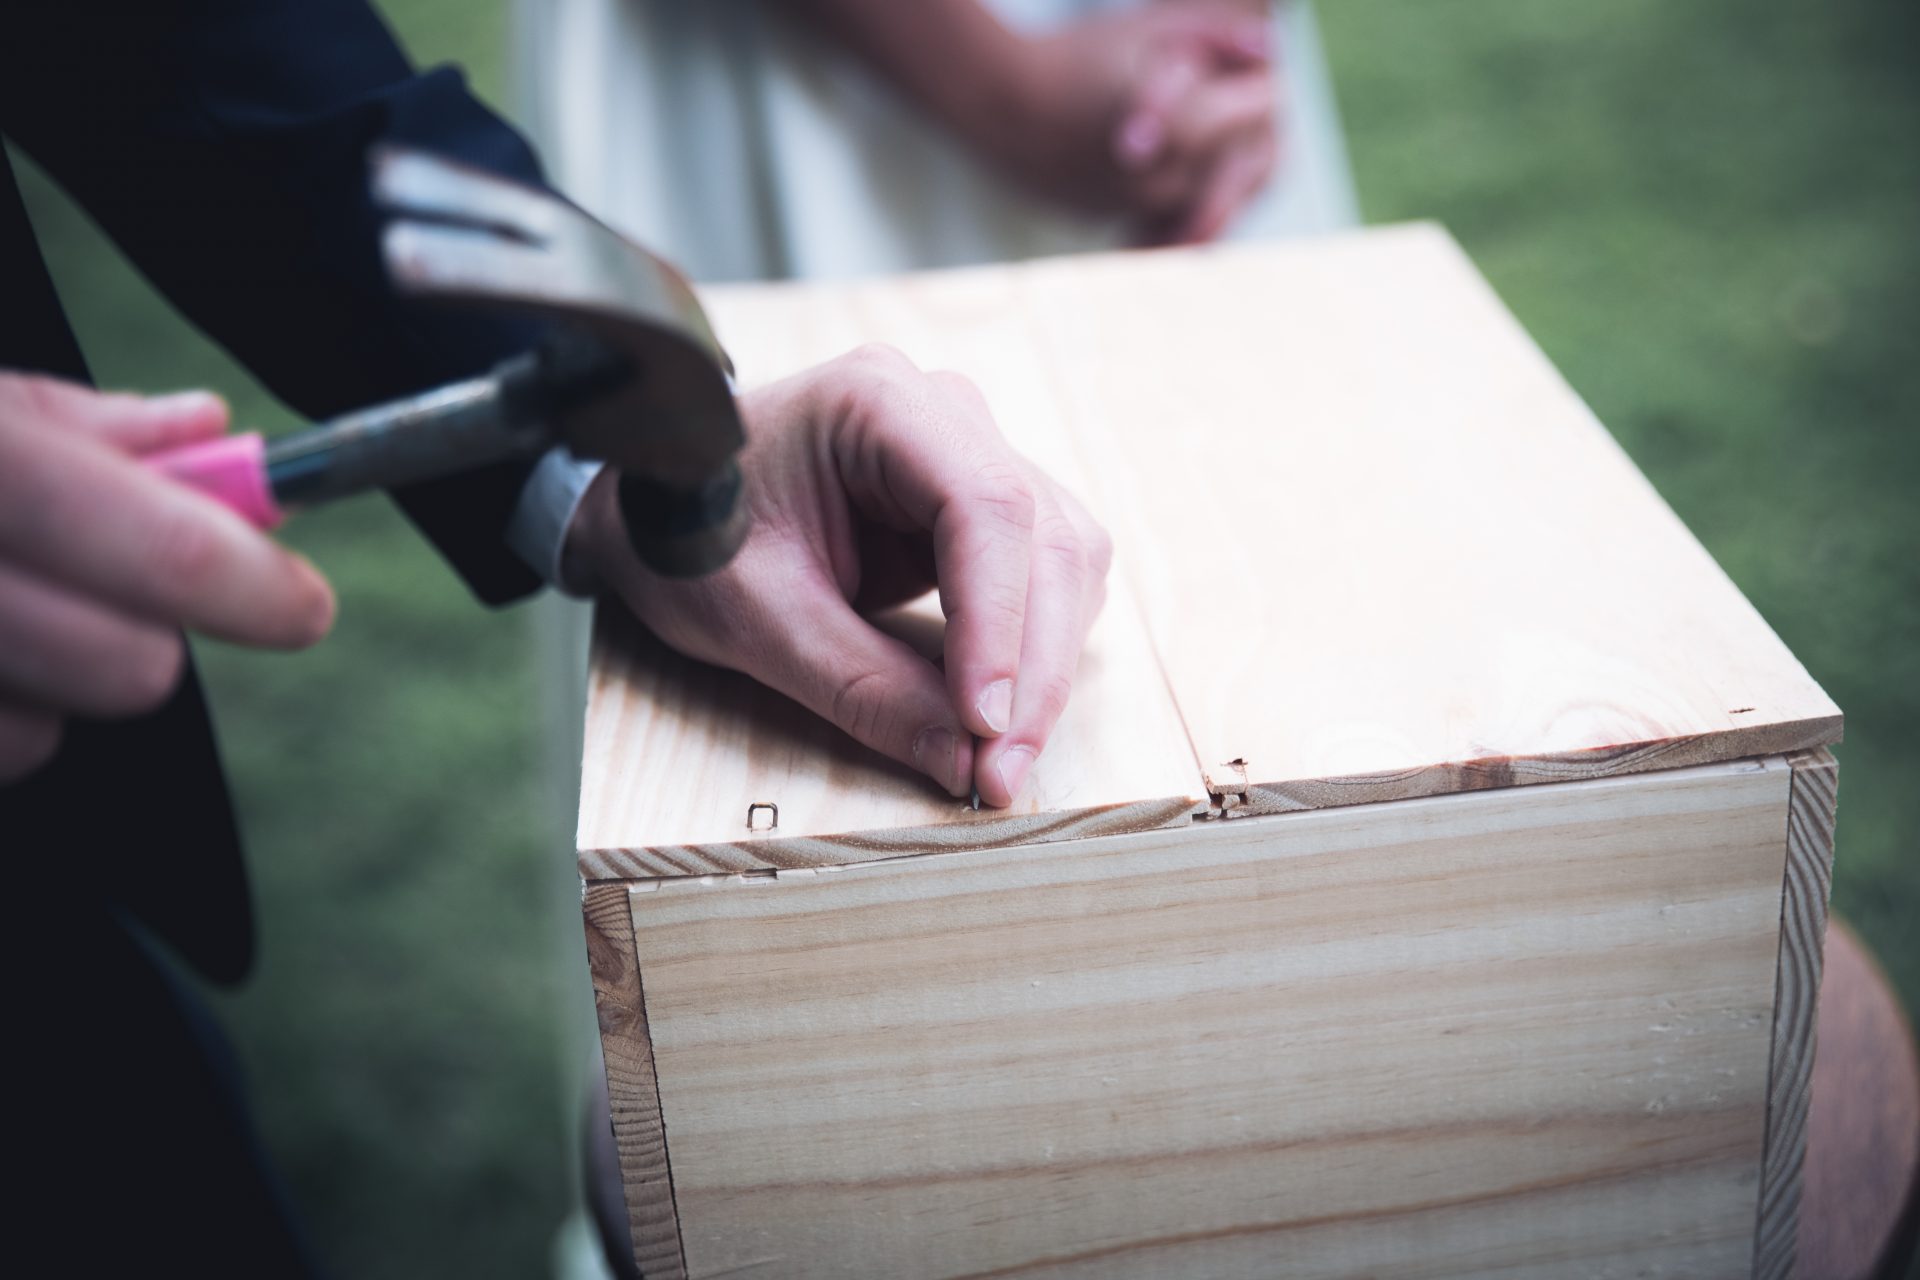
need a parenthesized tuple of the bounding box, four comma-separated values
(145, 431, 285, 530)
(144, 358, 550, 529)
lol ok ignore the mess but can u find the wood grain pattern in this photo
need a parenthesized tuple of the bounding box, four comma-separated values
(583, 881, 684, 1280)
(579, 228, 1839, 870)
(627, 759, 1793, 1279)
(578, 590, 1203, 878)
(1234, 725, 1839, 817)
(1016, 227, 1842, 818)
(1754, 747, 1840, 1280)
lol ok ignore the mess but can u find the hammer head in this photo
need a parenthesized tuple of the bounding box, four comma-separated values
(372, 147, 749, 578)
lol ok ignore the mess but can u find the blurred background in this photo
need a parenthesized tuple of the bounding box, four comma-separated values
(13, 0, 1916, 1275)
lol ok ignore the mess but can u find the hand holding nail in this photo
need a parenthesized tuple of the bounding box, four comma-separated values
(580, 344, 1113, 808)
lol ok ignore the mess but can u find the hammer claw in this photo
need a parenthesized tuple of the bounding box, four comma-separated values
(371, 146, 563, 246)
(372, 148, 730, 375)
(367, 146, 751, 576)
(381, 220, 552, 302)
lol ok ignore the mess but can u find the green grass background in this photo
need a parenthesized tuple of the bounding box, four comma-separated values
(13, 1, 1916, 1274)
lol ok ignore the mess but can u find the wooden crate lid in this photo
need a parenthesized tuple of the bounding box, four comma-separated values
(577, 225, 1839, 877)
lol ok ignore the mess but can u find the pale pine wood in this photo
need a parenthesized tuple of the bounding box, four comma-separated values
(578, 586, 1203, 878)
(624, 759, 1792, 1279)
(1754, 748, 1841, 1280)
(581, 228, 1838, 872)
(583, 881, 684, 1279)
(1017, 226, 1840, 815)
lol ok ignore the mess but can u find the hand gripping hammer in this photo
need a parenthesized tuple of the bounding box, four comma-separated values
(147, 147, 749, 579)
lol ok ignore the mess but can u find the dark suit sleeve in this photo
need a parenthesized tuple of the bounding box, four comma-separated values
(2, 0, 554, 604)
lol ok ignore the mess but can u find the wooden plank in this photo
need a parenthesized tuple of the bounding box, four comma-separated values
(583, 881, 684, 1279)
(1016, 226, 1841, 815)
(578, 583, 1202, 877)
(628, 759, 1792, 1279)
(1753, 747, 1840, 1280)
(577, 267, 1207, 874)
(581, 229, 1838, 868)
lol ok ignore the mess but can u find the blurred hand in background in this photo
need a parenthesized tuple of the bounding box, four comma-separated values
(0, 373, 335, 780)
(783, 0, 1283, 246)
(986, 3, 1282, 244)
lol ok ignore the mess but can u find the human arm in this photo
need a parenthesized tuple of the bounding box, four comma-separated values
(2, 2, 1113, 804)
(771, 0, 1280, 244)
(2, 0, 557, 605)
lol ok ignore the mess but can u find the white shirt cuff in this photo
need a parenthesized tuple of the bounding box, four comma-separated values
(507, 449, 605, 597)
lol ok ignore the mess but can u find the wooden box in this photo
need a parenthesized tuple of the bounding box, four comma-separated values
(578, 227, 1842, 1279)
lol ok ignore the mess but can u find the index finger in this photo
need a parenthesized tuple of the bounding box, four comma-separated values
(832, 353, 1034, 741)
(0, 417, 334, 649)
(0, 373, 229, 455)
(971, 487, 1110, 807)
(932, 450, 1035, 741)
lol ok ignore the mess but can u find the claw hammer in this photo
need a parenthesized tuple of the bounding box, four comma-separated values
(148, 147, 749, 579)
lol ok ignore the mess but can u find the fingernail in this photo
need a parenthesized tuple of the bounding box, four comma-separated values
(976, 679, 1013, 734)
(1116, 113, 1163, 166)
(996, 746, 1036, 803)
(148, 390, 223, 419)
(297, 557, 338, 644)
(913, 727, 961, 796)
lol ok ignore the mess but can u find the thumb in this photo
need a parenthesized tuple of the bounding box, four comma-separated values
(754, 586, 976, 800)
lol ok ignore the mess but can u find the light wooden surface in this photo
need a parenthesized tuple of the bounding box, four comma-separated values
(1022, 226, 1839, 815)
(583, 882, 684, 1280)
(577, 259, 1208, 872)
(1755, 748, 1841, 1280)
(624, 758, 1792, 1279)
(578, 581, 1202, 878)
(579, 225, 1838, 869)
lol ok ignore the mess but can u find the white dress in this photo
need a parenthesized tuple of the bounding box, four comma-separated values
(513, 0, 1359, 284)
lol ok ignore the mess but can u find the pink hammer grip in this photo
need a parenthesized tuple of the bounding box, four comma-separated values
(146, 432, 285, 530)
